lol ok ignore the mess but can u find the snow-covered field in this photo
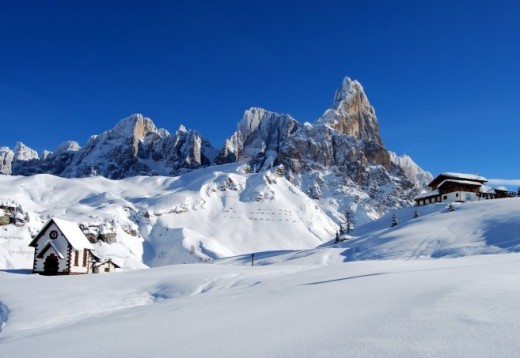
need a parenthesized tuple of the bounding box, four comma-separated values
(1, 250, 520, 357)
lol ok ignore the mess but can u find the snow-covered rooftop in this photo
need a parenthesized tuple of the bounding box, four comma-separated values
(438, 179, 483, 188)
(52, 218, 93, 250)
(414, 189, 440, 200)
(438, 172, 488, 182)
(479, 185, 496, 194)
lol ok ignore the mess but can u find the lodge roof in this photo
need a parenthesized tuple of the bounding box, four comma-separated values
(438, 179, 483, 188)
(414, 189, 440, 200)
(93, 258, 122, 268)
(439, 172, 487, 182)
(480, 185, 496, 194)
(428, 172, 488, 190)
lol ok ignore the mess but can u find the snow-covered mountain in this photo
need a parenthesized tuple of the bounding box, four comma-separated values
(218, 78, 431, 224)
(2, 114, 217, 179)
(216, 77, 431, 224)
(0, 76, 433, 267)
(0, 76, 430, 189)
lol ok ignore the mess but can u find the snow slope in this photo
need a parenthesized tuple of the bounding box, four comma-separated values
(0, 164, 338, 269)
(338, 198, 520, 260)
(1, 251, 519, 357)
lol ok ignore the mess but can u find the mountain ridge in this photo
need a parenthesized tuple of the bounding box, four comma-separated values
(0, 76, 432, 224)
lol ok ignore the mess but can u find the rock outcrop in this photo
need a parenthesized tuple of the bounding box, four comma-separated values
(0, 147, 14, 175)
(215, 107, 299, 171)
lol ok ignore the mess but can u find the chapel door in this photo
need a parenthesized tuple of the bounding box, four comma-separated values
(44, 254, 59, 275)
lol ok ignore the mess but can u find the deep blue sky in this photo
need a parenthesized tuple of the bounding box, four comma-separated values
(1, 0, 519, 180)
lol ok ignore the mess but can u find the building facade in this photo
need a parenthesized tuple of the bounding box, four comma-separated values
(414, 172, 502, 206)
(93, 258, 121, 273)
(29, 218, 94, 275)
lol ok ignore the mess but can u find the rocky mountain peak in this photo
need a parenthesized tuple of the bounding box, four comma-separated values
(53, 141, 81, 155)
(215, 107, 299, 170)
(111, 113, 159, 140)
(14, 142, 39, 161)
(332, 76, 357, 107)
(321, 77, 383, 146)
(0, 147, 14, 175)
(176, 124, 188, 134)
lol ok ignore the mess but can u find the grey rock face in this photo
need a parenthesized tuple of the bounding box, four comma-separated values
(328, 77, 383, 145)
(216, 107, 299, 171)
(0, 147, 14, 175)
(61, 114, 215, 178)
(148, 125, 214, 174)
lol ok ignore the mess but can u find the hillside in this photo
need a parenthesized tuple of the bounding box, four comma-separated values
(0, 164, 337, 269)
(338, 197, 520, 260)
(2, 172, 519, 271)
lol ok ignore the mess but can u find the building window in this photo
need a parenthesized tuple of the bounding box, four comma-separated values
(443, 195, 447, 200)
(456, 193, 459, 197)
(83, 250, 87, 267)
(74, 250, 79, 266)
(104, 267, 110, 272)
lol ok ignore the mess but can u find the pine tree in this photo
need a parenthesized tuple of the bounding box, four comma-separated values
(344, 209, 354, 235)
(391, 212, 399, 227)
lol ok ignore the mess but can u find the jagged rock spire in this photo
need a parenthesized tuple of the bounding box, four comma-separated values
(321, 77, 383, 146)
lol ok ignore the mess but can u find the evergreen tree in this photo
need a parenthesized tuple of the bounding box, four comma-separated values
(391, 212, 399, 227)
(344, 209, 354, 234)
